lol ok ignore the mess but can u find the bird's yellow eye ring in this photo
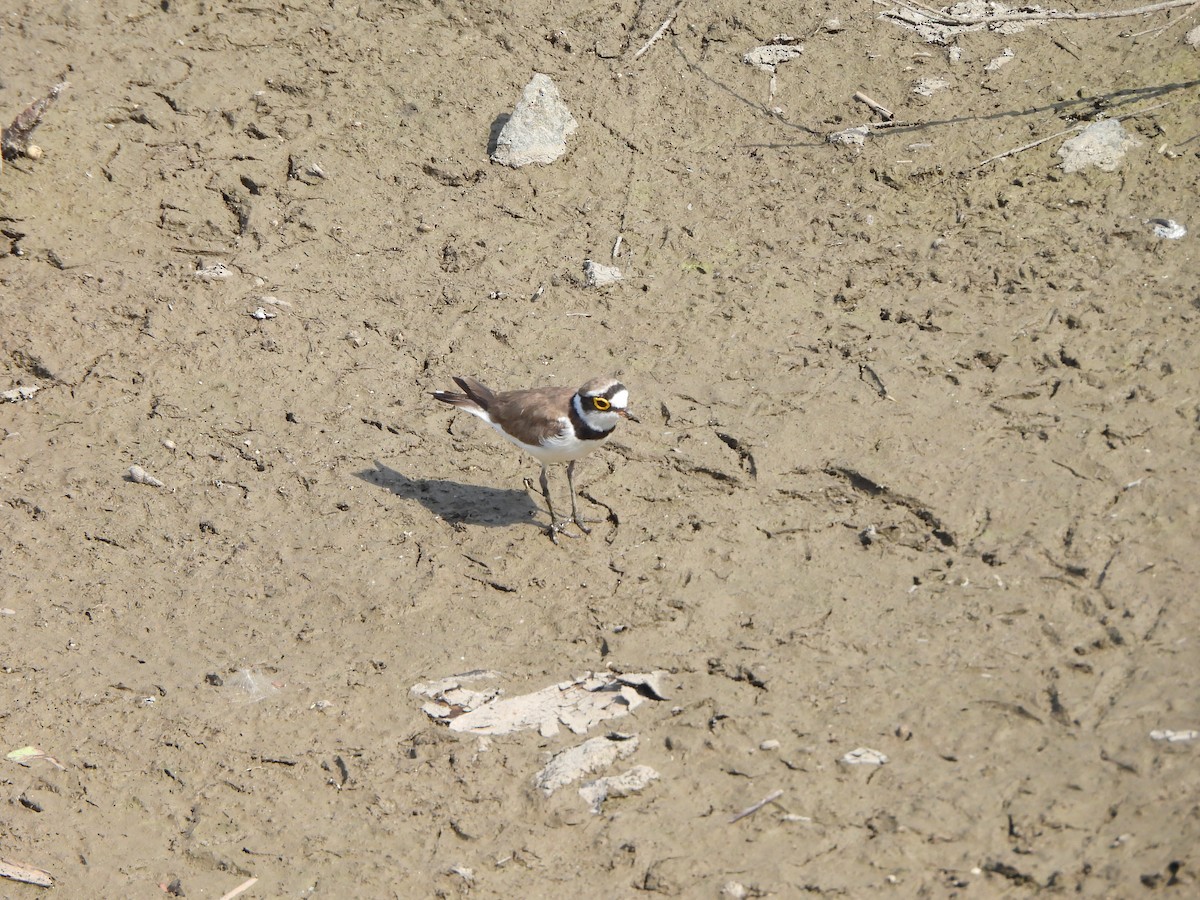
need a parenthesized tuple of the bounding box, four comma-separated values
(593, 397, 611, 411)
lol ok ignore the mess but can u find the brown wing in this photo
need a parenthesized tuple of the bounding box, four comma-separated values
(487, 385, 576, 445)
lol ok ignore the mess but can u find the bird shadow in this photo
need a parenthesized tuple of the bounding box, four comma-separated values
(356, 460, 538, 528)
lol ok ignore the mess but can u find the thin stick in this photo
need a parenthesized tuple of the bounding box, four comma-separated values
(1127, 2, 1198, 35)
(728, 788, 784, 824)
(0, 857, 54, 887)
(966, 125, 1083, 172)
(890, 0, 1197, 26)
(854, 91, 895, 121)
(965, 100, 1173, 173)
(218, 876, 259, 900)
(634, 0, 686, 59)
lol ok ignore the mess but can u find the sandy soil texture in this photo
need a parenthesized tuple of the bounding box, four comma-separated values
(2, 1, 1199, 896)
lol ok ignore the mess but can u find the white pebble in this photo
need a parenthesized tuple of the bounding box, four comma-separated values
(2, 385, 40, 402)
(1150, 729, 1199, 742)
(194, 262, 232, 281)
(828, 125, 869, 147)
(1149, 218, 1186, 240)
(742, 41, 804, 72)
(128, 465, 165, 488)
(841, 747, 888, 766)
(584, 259, 622, 287)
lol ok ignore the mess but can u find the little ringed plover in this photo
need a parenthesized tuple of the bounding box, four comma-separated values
(432, 375, 638, 541)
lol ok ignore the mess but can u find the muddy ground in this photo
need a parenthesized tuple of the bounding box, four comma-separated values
(2, 0, 1198, 896)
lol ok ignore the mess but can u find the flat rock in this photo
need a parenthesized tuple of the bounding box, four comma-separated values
(584, 259, 622, 287)
(1058, 119, 1139, 174)
(414, 671, 668, 736)
(490, 74, 577, 168)
(742, 41, 804, 72)
(579, 765, 659, 814)
(534, 733, 639, 796)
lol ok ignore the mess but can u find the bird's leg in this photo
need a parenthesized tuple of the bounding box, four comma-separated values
(538, 464, 555, 521)
(539, 464, 576, 543)
(567, 460, 593, 534)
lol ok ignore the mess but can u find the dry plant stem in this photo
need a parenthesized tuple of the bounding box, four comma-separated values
(892, 0, 1198, 26)
(967, 125, 1084, 172)
(217, 876, 259, 900)
(1126, 2, 1198, 35)
(854, 91, 895, 121)
(728, 788, 784, 824)
(634, 0, 686, 59)
(0, 858, 54, 887)
(965, 100, 1173, 174)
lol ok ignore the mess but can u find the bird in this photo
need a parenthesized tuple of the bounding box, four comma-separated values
(432, 375, 638, 541)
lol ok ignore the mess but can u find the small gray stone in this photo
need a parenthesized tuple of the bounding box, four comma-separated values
(2, 385, 40, 402)
(491, 74, 577, 168)
(584, 259, 622, 287)
(1149, 218, 1186, 240)
(742, 41, 804, 72)
(1058, 119, 1139, 174)
(841, 746, 888, 766)
(828, 125, 869, 147)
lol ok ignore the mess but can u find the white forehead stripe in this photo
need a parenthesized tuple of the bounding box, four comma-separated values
(610, 388, 629, 409)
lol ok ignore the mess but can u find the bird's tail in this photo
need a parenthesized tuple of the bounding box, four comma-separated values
(432, 376, 495, 417)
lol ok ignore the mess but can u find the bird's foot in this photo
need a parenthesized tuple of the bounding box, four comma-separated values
(547, 519, 583, 543)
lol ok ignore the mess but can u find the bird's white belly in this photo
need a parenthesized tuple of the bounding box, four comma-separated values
(492, 418, 605, 464)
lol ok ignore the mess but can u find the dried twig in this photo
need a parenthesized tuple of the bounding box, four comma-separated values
(854, 91, 895, 121)
(217, 876, 258, 900)
(965, 100, 1173, 173)
(0, 857, 54, 887)
(2, 81, 69, 161)
(967, 125, 1084, 172)
(634, 0, 686, 59)
(728, 788, 784, 824)
(890, 0, 1198, 26)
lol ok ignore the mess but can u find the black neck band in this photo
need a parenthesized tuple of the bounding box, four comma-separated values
(569, 396, 615, 441)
